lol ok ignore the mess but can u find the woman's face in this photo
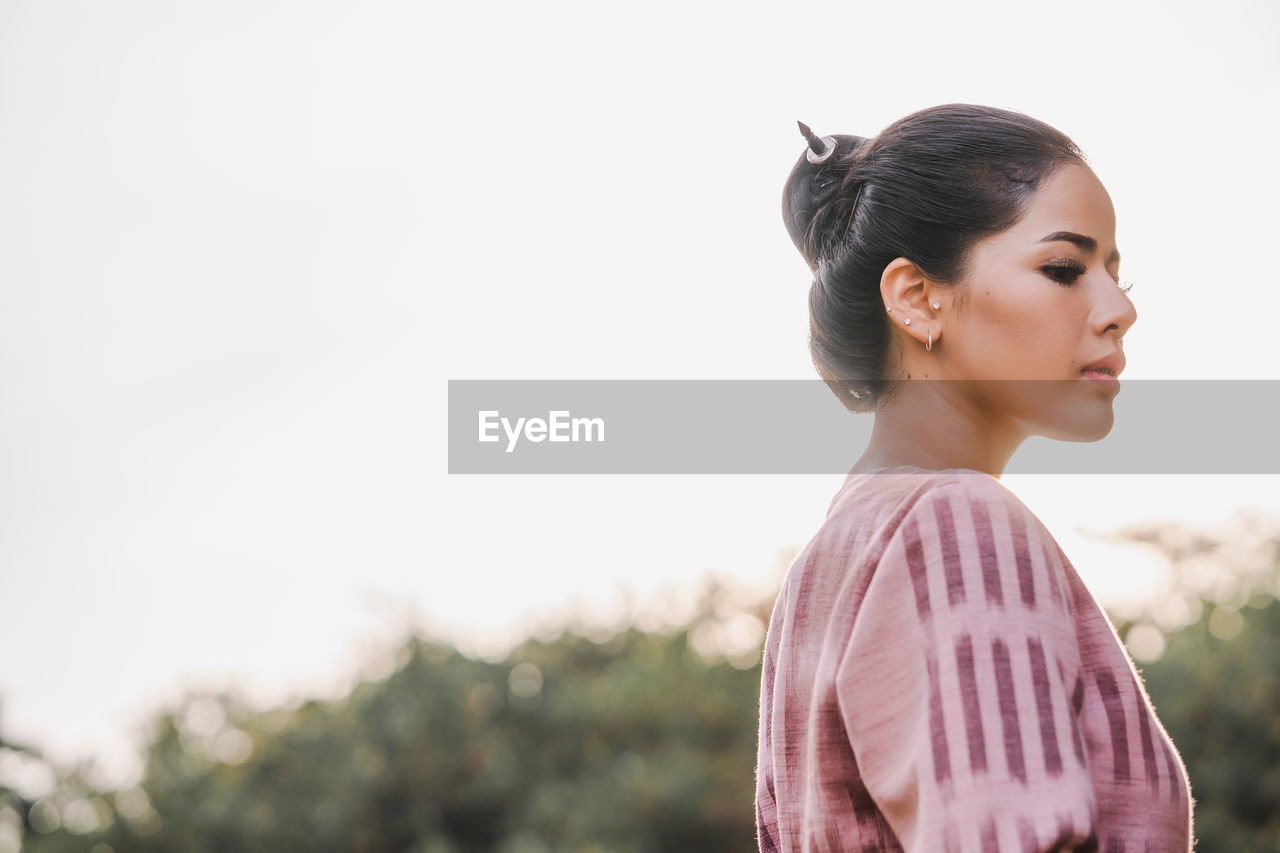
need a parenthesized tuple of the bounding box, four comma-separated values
(937, 162, 1137, 441)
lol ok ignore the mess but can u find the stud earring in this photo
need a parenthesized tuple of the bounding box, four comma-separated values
(904, 318, 911, 325)
(931, 302, 940, 309)
(886, 306, 892, 313)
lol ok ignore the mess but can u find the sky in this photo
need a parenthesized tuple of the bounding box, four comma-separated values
(1, 0, 1278, 790)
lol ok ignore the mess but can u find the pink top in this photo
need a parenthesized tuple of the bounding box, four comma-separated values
(755, 467, 1193, 852)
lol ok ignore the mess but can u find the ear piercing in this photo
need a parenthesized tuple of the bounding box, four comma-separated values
(887, 304, 939, 351)
(888, 302, 941, 312)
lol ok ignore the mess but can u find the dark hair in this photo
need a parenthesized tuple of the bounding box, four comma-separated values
(782, 104, 1087, 413)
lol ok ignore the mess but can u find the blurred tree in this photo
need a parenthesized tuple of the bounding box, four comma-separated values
(5, 578, 765, 853)
(1, 522, 1277, 852)
(1099, 512, 1280, 853)
(1140, 597, 1280, 851)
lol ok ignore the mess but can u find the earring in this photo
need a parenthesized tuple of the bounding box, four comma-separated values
(904, 318, 911, 325)
(886, 306, 892, 313)
(927, 329, 933, 351)
(931, 302, 940, 309)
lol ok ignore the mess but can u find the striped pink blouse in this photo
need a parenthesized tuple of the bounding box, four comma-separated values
(755, 467, 1193, 852)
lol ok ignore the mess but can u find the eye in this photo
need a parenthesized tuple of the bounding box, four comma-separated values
(1041, 259, 1086, 286)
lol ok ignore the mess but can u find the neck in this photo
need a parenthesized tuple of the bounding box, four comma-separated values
(849, 381, 1027, 479)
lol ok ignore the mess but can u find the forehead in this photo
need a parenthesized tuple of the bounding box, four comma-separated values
(1011, 163, 1118, 244)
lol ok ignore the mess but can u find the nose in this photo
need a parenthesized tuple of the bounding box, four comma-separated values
(1092, 274, 1138, 340)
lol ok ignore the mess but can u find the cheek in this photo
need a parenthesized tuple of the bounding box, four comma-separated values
(959, 291, 1072, 373)
(964, 296, 1036, 353)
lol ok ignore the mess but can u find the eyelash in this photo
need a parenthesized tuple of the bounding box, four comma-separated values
(1042, 260, 1135, 294)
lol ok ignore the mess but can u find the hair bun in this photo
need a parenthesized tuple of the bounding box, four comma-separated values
(781, 125, 869, 268)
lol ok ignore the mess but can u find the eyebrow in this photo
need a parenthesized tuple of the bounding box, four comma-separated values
(1038, 231, 1121, 265)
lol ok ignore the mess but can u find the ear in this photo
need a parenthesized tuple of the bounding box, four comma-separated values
(880, 257, 940, 347)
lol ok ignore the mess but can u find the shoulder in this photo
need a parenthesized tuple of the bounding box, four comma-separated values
(838, 468, 1038, 535)
(902, 470, 1051, 543)
(855, 471, 1069, 603)
(819, 469, 1051, 565)
(888, 473, 1080, 623)
(925, 468, 1026, 509)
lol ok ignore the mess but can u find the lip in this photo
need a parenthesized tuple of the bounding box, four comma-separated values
(1081, 351, 1126, 379)
(1081, 369, 1121, 390)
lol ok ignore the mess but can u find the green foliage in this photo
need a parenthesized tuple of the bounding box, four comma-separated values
(3, 537, 1279, 851)
(1140, 596, 1280, 853)
(5, 627, 763, 853)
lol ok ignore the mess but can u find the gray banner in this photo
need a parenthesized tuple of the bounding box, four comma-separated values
(447, 380, 1280, 475)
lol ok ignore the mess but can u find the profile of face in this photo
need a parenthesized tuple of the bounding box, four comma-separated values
(920, 162, 1137, 442)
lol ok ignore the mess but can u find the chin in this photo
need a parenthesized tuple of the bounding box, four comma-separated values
(1014, 380, 1120, 443)
(1040, 407, 1116, 442)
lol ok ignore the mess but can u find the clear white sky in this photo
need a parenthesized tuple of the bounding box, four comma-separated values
(1, 0, 1277, 790)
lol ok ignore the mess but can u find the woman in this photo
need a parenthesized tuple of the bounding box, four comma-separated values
(755, 105, 1193, 852)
